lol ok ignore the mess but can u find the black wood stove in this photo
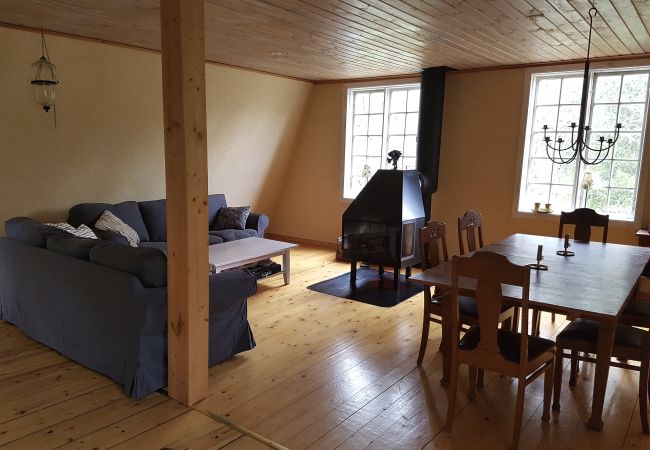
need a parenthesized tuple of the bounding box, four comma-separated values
(341, 169, 425, 288)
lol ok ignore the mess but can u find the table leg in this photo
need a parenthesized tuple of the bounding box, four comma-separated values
(282, 250, 290, 285)
(587, 318, 616, 430)
(441, 288, 452, 385)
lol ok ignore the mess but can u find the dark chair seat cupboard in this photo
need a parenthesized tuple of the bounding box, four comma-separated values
(0, 219, 257, 398)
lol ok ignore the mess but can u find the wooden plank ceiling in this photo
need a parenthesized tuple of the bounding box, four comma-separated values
(2, 0, 650, 81)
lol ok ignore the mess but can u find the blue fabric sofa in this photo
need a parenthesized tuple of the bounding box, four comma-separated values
(67, 193, 270, 250)
(0, 214, 259, 399)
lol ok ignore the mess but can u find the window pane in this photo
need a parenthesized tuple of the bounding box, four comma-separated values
(621, 73, 649, 103)
(537, 78, 561, 105)
(552, 160, 576, 184)
(402, 157, 416, 170)
(367, 136, 382, 156)
(532, 132, 551, 157)
(390, 90, 407, 112)
(388, 135, 404, 153)
(353, 115, 368, 134)
(613, 133, 641, 160)
(407, 89, 420, 112)
(549, 185, 573, 212)
(352, 156, 368, 176)
(619, 104, 645, 131)
(534, 106, 559, 131)
(586, 188, 608, 212)
(405, 113, 419, 134)
(368, 114, 384, 135)
(611, 161, 638, 188)
(589, 161, 612, 186)
(352, 136, 367, 155)
(557, 105, 580, 131)
(590, 104, 618, 131)
(367, 156, 382, 173)
(403, 135, 417, 157)
(528, 158, 553, 183)
(354, 93, 370, 114)
(369, 92, 384, 114)
(524, 184, 551, 208)
(560, 77, 583, 104)
(608, 188, 635, 218)
(389, 113, 406, 135)
(594, 75, 622, 103)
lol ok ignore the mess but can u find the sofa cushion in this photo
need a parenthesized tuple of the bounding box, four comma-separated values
(89, 241, 167, 288)
(209, 229, 257, 242)
(138, 199, 167, 242)
(138, 241, 168, 253)
(212, 206, 251, 231)
(46, 234, 99, 261)
(95, 210, 140, 247)
(208, 234, 224, 245)
(93, 229, 130, 246)
(207, 194, 228, 228)
(5, 217, 68, 248)
(68, 201, 150, 242)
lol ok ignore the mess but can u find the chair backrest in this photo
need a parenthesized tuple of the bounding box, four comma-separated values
(558, 208, 609, 243)
(450, 252, 531, 365)
(419, 220, 449, 270)
(458, 210, 484, 255)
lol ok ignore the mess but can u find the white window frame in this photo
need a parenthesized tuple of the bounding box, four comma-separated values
(513, 61, 650, 225)
(341, 81, 421, 200)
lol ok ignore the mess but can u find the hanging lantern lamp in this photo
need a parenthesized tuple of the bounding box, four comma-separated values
(31, 30, 59, 114)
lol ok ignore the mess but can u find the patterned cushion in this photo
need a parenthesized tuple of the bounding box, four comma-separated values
(212, 206, 251, 231)
(45, 222, 98, 239)
(95, 210, 140, 247)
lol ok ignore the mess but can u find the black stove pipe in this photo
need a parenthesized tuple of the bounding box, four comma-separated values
(416, 66, 453, 222)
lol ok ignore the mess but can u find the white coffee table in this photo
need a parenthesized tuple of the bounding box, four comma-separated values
(208, 237, 298, 285)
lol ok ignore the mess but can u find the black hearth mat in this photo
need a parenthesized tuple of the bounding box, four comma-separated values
(307, 268, 423, 307)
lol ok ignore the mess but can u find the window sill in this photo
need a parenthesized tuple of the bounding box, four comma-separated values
(512, 210, 639, 227)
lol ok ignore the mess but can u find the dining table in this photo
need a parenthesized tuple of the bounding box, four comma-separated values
(410, 233, 650, 431)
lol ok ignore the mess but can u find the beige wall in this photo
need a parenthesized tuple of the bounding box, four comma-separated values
(0, 27, 311, 232)
(273, 68, 649, 247)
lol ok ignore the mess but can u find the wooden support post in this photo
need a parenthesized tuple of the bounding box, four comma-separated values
(160, 0, 209, 406)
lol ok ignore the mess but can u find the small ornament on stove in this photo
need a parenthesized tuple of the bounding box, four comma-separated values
(386, 150, 402, 170)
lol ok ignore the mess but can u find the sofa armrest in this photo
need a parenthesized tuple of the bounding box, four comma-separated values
(209, 269, 257, 311)
(246, 213, 270, 237)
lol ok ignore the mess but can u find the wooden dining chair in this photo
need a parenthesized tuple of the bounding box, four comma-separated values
(445, 252, 556, 450)
(536, 208, 611, 329)
(458, 209, 484, 255)
(416, 221, 515, 367)
(553, 318, 649, 434)
(558, 208, 609, 243)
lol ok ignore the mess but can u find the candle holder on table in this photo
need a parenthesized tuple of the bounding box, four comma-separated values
(527, 244, 548, 271)
(556, 234, 575, 257)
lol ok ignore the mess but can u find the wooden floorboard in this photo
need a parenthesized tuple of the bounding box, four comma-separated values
(0, 244, 648, 449)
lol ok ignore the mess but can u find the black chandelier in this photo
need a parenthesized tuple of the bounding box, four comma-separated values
(542, 5, 622, 165)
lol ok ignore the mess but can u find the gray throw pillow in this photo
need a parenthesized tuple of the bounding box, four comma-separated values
(213, 206, 251, 231)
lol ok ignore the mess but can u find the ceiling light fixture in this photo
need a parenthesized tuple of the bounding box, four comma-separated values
(541, 5, 622, 165)
(31, 30, 59, 125)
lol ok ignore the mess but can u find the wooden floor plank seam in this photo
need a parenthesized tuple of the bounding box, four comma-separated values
(200, 409, 289, 450)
